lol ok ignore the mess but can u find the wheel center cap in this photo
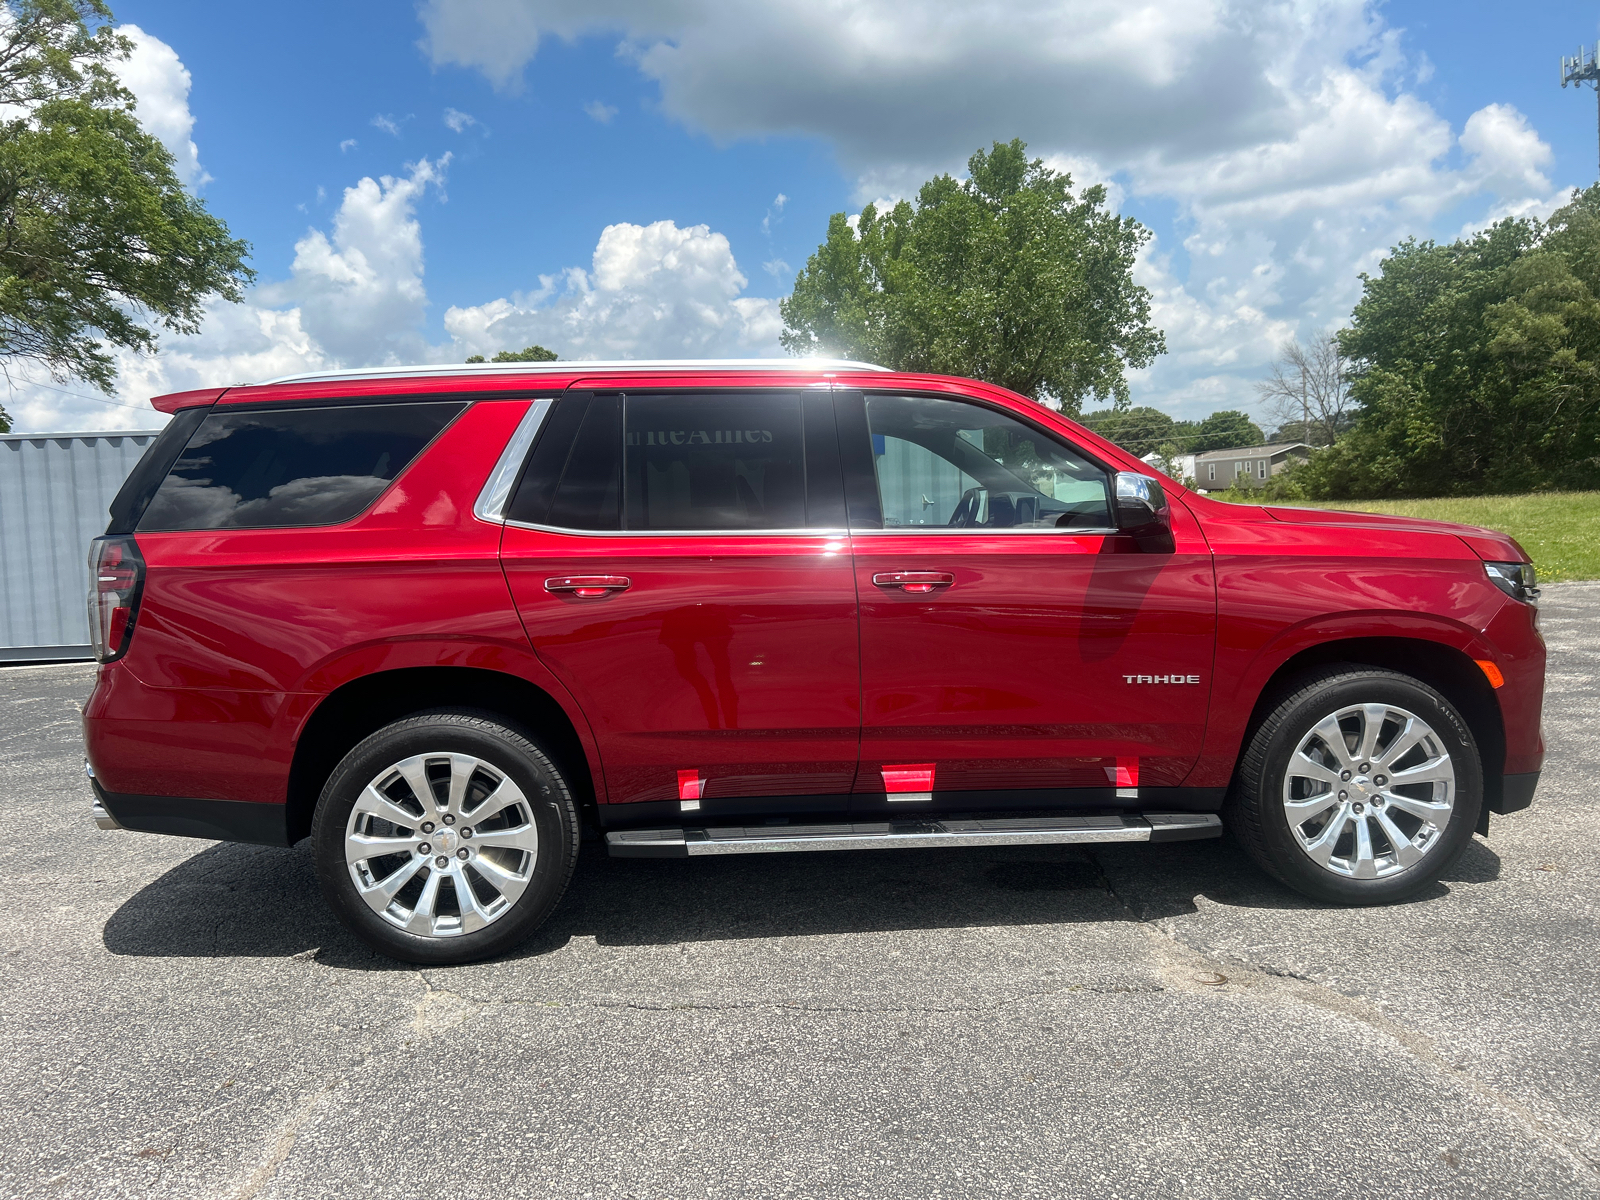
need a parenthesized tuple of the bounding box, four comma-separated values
(432, 828, 459, 855)
(1352, 776, 1374, 798)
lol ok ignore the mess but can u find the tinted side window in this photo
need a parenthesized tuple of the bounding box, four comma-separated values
(624, 393, 807, 531)
(547, 395, 621, 530)
(864, 394, 1111, 530)
(106, 405, 210, 535)
(504, 394, 623, 530)
(137, 402, 464, 532)
(506, 395, 590, 526)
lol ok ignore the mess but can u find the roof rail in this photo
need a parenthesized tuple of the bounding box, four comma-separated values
(255, 358, 891, 386)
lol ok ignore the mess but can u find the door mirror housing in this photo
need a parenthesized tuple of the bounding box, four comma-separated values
(1112, 473, 1176, 553)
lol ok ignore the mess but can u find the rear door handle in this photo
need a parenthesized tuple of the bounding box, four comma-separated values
(872, 571, 955, 594)
(544, 575, 631, 598)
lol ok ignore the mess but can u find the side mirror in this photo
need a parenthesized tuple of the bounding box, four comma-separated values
(1113, 472, 1175, 553)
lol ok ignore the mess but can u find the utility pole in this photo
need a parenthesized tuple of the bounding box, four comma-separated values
(1560, 45, 1600, 178)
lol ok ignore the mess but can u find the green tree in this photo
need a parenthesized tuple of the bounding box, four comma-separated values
(1191, 409, 1264, 452)
(0, 0, 253, 416)
(1304, 187, 1600, 498)
(780, 139, 1165, 414)
(1078, 405, 1176, 456)
(465, 344, 558, 363)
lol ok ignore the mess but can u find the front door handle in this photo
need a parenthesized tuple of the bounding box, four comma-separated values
(545, 575, 631, 598)
(872, 571, 955, 594)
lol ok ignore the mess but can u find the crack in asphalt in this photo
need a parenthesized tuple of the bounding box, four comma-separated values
(1084, 848, 1600, 1178)
(226, 1081, 340, 1200)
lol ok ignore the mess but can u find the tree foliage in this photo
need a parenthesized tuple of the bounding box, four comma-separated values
(1305, 187, 1600, 498)
(780, 139, 1165, 413)
(1079, 405, 1264, 458)
(1078, 405, 1174, 456)
(1191, 409, 1265, 453)
(465, 344, 558, 363)
(0, 0, 253, 411)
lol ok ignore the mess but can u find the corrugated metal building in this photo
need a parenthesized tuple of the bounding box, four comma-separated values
(1, 429, 161, 662)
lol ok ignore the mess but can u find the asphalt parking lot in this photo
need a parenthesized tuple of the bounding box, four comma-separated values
(3, 584, 1597, 1200)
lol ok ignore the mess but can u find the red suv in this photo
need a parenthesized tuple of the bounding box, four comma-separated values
(82, 362, 1545, 963)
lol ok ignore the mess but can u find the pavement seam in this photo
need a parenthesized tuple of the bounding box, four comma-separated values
(1085, 849, 1600, 1180)
(396, 979, 1166, 1016)
(226, 1079, 341, 1200)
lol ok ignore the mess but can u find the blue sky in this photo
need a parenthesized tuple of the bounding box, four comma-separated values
(11, 0, 1600, 432)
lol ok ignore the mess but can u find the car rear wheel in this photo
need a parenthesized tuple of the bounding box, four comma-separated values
(312, 709, 579, 964)
(1229, 667, 1483, 905)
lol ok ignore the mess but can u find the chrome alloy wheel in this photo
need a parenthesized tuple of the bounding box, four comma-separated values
(344, 752, 540, 937)
(1281, 703, 1456, 880)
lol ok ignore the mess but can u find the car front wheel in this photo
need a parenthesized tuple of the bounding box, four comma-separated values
(312, 709, 579, 964)
(1229, 667, 1483, 905)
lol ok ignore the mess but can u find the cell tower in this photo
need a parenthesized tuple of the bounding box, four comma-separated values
(1560, 45, 1600, 177)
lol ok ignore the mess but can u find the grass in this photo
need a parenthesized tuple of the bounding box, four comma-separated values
(1246, 491, 1600, 583)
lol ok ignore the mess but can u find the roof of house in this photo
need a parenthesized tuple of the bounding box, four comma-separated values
(1192, 441, 1309, 461)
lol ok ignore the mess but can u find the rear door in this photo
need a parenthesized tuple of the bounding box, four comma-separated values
(499, 389, 860, 817)
(840, 390, 1216, 813)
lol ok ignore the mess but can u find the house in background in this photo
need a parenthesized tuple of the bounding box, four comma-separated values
(1141, 450, 1197, 485)
(1179, 442, 1310, 491)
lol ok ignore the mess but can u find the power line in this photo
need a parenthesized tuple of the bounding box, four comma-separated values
(3, 375, 152, 413)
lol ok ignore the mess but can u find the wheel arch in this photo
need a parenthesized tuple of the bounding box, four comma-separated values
(286, 666, 597, 844)
(1238, 637, 1505, 819)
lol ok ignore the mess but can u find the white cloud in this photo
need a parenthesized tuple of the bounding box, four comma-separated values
(762, 258, 790, 278)
(5, 157, 453, 431)
(6, 157, 786, 432)
(1460, 103, 1554, 198)
(415, 0, 1571, 419)
(443, 220, 782, 360)
(264, 156, 452, 364)
(112, 25, 208, 187)
(760, 192, 787, 235)
(372, 113, 402, 137)
(583, 100, 618, 124)
(443, 107, 477, 132)
(340, 138, 358, 152)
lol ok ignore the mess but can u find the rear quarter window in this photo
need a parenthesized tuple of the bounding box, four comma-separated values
(136, 402, 465, 532)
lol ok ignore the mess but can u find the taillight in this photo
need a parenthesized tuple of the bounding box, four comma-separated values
(88, 536, 146, 663)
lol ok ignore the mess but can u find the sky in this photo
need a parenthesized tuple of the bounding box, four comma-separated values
(7, 0, 1600, 433)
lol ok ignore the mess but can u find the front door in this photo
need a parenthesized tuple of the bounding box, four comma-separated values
(840, 391, 1216, 812)
(500, 389, 860, 816)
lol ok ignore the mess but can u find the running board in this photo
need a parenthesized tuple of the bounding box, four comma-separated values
(606, 813, 1222, 858)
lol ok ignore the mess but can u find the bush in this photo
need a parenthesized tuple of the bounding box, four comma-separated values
(1332, 186, 1600, 497)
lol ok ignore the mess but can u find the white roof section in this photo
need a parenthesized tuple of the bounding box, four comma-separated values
(256, 358, 891, 387)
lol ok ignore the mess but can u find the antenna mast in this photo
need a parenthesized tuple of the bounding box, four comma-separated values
(1561, 45, 1600, 178)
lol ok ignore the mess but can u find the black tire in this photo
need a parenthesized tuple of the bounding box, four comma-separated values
(1228, 667, 1483, 905)
(312, 709, 579, 964)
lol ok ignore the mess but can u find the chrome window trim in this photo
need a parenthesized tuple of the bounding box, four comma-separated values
(503, 518, 1116, 538)
(503, 519, 850, 539)
(856, 525, 1120, 537)
(489, 386, 1121, 537)
(473, 399, 555, 523)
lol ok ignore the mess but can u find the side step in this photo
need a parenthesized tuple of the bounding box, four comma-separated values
(607, 813, 1222, 858)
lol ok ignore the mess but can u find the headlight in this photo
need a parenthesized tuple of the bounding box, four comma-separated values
(1484, 561, 1539, 604)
